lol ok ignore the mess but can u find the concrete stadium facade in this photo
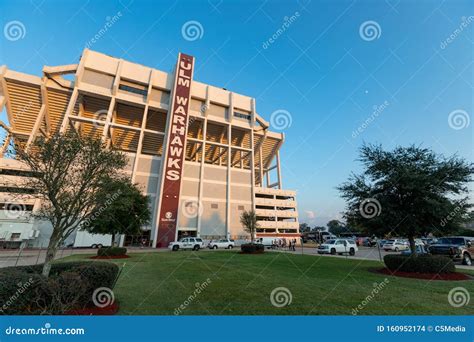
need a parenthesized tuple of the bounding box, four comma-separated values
(0, 49, 299, 248)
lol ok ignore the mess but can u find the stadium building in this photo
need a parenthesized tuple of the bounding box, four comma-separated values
(0, 49, 299, 248)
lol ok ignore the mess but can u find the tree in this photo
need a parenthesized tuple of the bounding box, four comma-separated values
(327, 220, 343, 230)
(326, 219, 348, 235)
(15, 132, 127, 276)
(338, 144, 473, 253)
(299, 223, 311, 233)
(83, 177, 151, 246)
(312, 226, 326, 232)
(240, 210, 259, 244)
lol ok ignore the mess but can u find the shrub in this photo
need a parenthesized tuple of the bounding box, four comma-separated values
(240, 243, 265, 254)
(0, 261, 119, 315)
(97, 247, 127, 257)
(384, 254, 455, 274)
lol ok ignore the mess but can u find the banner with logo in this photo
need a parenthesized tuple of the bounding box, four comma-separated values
(155, 53, 195, 247)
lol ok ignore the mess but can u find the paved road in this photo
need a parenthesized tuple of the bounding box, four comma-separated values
(1, 246, 472, 271)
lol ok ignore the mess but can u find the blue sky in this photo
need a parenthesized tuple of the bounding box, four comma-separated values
(1, 0, 472, 226)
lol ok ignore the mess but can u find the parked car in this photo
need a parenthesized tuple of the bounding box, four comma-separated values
(428, 236, 473, 266)
(401, 244, 429, 255)
(321, 232, 337, 241)
(378, 239, 389, 248)
(362, 237, 377, 247)
(168, 237, 204, 251)
(383, 239, 409, 252)
(317, 239, 358, 256)
(208, 239, 235, 249)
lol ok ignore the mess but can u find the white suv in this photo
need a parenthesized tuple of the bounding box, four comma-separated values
(383, 239, 409, 252)
(317, 239, 358, 256)
(168, 237, 204, 251)
(208, 239, 235, 249)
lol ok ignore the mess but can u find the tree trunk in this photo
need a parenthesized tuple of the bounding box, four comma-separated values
(111, 233, 116, 247)
(408, 235, 416, 255)
(42, 233, 60, 277)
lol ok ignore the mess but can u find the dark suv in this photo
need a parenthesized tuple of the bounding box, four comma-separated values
(428, 237, 473, 266)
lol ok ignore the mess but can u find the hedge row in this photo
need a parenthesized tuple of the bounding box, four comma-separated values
(0, 261, 119, 315)
(384, 254, 455, 274)
(97, 247, 127, 257)
(241, 243, 265, 254)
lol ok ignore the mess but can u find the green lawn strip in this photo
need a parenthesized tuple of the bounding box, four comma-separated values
(57, 251, 474, 315)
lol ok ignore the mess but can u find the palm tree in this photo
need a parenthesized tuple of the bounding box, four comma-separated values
(240, 210, 259, 244)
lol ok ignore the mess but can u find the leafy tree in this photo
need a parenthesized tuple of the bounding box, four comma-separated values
(338, 144, 473, 253)
(299, 223, 311, 233)
(15, 132, 127, 276)
(326, 219, 348, 235)
(312, 226, 326, 232)
(240, 210, 259, 244)
(83, 177, 151, 246)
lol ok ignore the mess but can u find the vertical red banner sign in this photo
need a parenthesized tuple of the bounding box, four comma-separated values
(155, 53, 195, 247)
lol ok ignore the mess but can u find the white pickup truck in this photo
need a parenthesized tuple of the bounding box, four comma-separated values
(168, 237, 204, 251)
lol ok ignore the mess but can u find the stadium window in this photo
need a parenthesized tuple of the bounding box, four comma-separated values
(10, 233, 21, 240)
(119, 79, 147, 96)
(0, 169, 40, 177)
(238, 205, 245, 210)
(119, 84, 147, 96)
(234, 112, 251, 121)
(211, 203, 218, 209)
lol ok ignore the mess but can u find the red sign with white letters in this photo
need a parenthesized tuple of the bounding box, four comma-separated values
(155, 53, 195, 247)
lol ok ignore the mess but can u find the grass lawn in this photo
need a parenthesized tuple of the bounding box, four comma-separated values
(61, 251, 474, 315)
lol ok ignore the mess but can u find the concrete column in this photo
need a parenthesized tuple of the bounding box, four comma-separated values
(276, 150, 283, 189)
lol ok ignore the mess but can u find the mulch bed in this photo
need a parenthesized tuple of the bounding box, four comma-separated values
(65, 302, 119, 315)
(90, 255, 130, 259)
(375, 268, 472, 281)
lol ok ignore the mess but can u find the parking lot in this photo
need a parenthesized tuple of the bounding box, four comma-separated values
(276, 245, 473, 270)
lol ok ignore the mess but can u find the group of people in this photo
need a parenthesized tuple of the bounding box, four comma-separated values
(272, 238, 298, 251)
